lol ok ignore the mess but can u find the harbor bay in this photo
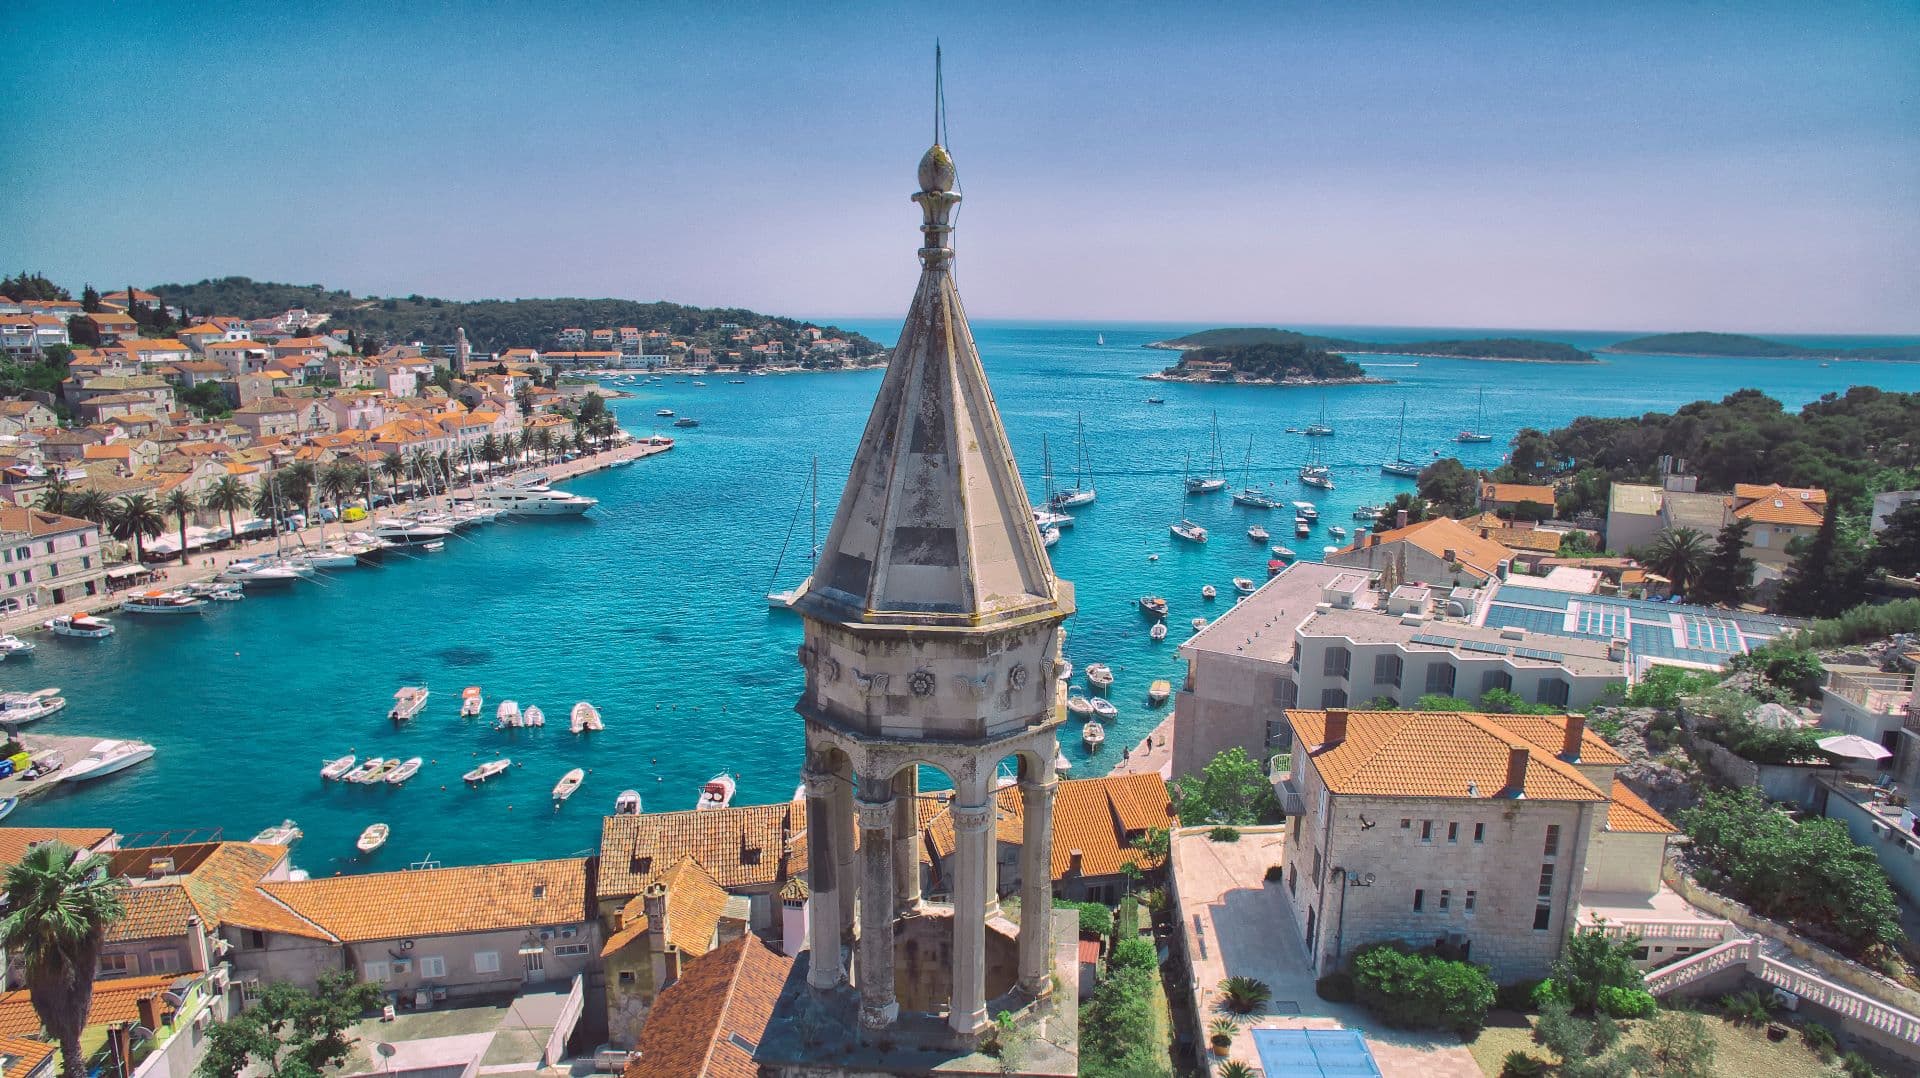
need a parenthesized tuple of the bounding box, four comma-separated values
(11, 320, 1920, 872)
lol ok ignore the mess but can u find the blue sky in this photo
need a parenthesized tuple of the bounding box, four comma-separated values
(4, 1, 1917, 333)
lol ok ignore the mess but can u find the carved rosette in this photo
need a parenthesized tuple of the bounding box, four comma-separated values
(908, 669, 936, 697)
(1008, 664, 1029, 690)
(852, 668, 887, 696)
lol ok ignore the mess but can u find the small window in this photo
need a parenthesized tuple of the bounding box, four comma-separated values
(1465, 890, 1476, 913)
(1287, 864, 1297, 895)
(1544, 825, 1561, 858)
(1480, 669, 1513, 695)
(364, 960, 391, 982)
(246, 930, 266, 950)
(1373, 654, 1402, 687)
(419, 956, 447, 978)
(1473, 822, 1485, 843)
(1539, 864, 1555, 900)
(1323, 646, 1351, 678)
(99, 952, 136, 975)
(1400, 818, 1411, 830)
(1533, 905, 1552, 931)
(1439, 889, 1451, 910)
(1447, 822, 1459, 844)
(1424, 662, 1456, 695)
(148, 949, 181, 973)
(1311, 848, 1322, 884)
(1413, 889, 1425, 912)
(1537, 678, 1571, 707)
(473, 951, 500, 974)
(1318, 687, 1347, 709)
(554, 943, 590, 958)
(1420, 820, 1433, 843)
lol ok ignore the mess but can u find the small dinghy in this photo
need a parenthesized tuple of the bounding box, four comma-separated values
(524, 705, 546, 727)
(1233, 577, 1258, 597)
(496, 700, 521, 728)
(357, 824, 388, 854)
(571, 701, 603, 733)
(615, 789, 643, 815)
(252, 819, 300, 845)
(464, 758, 512, 784)
(1066, 695, 1094, 718)
(1248, 525, 1270, 542)
(1149, 622, 1168, 641)
(1148, 679, 1172, 706)
(1271, 545, 1296, 560)
(1089, 697, 1118, 721)
(0, 796, 20, 821)
(320, 754, 356, 781)
(1191, 617, 1208, 631)
(1086, 663, 1114, 692)
(385, 757, 423, 785)
(1137, 596, 1168, 619)
(342, 758, 385, 783)
(552, 768, 585, 803)
(460, 686, 483, 718)
(1202, 584, 1217, 600)
(1083, 721, 1105, 749)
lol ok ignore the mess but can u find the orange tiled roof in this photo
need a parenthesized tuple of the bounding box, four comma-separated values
(1607, 780, 1678, 834)
(263, 857, 588, 942)
(626, 934, 792, 1078)
(0, 974, 180, 1038)
(1481, 481, 1557, 506)
(598, 804, 800, 900)
(601, 856, 731, 959)
(1338, 516, 1518, 580)
(1480, 714, 1627, 766)
(1734, 493, 1824, 527)
(1286, 709, 1609, 802)
(0, 827, 114, 869)
(1734, 483, 1826, 506)
(922, 773, 1174, 882)
(0, 1034, 54, 1078)
(0, 508, 96, 538)
(107, 885, 200, 942)
(107, 842, 319, 942)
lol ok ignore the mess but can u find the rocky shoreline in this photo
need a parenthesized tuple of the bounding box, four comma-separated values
(1141, 371, 1393, 387)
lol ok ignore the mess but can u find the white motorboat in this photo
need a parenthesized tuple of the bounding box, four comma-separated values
(457, 482, 596, 517)
(0, 634, 36, 657)
(464, 758, 512, 783)
(1272, 545, 1297, 560)
(218, 559, 303, 586)
(1170, 519, 1208, 543)
(0, 689, 65, 724)
(341, 757, 383, 783)
(460, 686, 483, 718)
(496, 700, 521, 728)
(62, 739, 155, 782)
(181, 581, 243, 601)
(388, 686, 430, 722)
(289, 546, 360, 570)
(385, 757, 423, 785)
(369, 518, 453, 547)
(673, 417, 700, 428)
(320, 754, 356, 781)
(1233, 577, 1258, 597)
(1033, 508, 1074, 531)
(1295, 518, 1312, 538)
(615, 789, 643, 815)
(552, 767, 585, 802)
(253, 819, 302, 845)
(1089, 697, 1118, 721)
(1353, 505, 1381, 521)
(118, 590, 209, 615)
(1329, 525, 1348, 539)
(1149, 622, 1168, 641)
(698, 772, 737, 811)
(1138, 596, 1168, 619)
(1086, 663, 1114, 691)
(1291, 502, 1319, 521)
(357, 824, 388, 854)
(1191, 616, 1208, 631)
(1149, 679, 1173, 706)
(1058, 658, 1073, 682)
(525, 705, 546, 727)
(1041, 526, 1060, 548)
(571, 701, 603, 733)
(1247, 525, 1270, 543)
(1202, 584, 1217, 600)
(1066, 695, 1094, 718)
(45, 613, 114, 638)
(1083, 721, 1105, 749)
(656, 408, 675, 417)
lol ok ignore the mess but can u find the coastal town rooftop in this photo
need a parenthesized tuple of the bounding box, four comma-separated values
(1479, 582, 1801, 668)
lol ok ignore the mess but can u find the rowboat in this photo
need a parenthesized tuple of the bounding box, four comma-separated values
(1149, 622, 1168, 641)
(357, 824, 388, 854)
(1089, 697, 1118, 721)
(342, 758, 386, 783)
(552, 768, 585, 802)
(1083, 722, 1105, 749)
(1086, 663, 1114, 692)
(460, 686, 483, 718)
(1066, 695, 1094, 718)
(1191, 617, 1207, 631)
(320, 754, 356, 781)
(464, 758, 512, 783)
(385, 757, 423, 785)
(571, 701, 603, 733)
(1233, 577, 1258, 597)
(1202, 584, 1216, 600)
(524, 705, 546, 727)
(615, 790, 643, 815)
(1148, 679, 1172, 706)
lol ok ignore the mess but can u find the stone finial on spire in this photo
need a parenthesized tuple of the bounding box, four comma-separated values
(914, 45, 960, 269)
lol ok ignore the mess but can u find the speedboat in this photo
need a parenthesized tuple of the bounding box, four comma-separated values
(0, 689, 65, 724)
(496, 700, 521, 728)
(385, 757, 423, 785)
(1170, 519, 1207, 543)
(524, 705, 546, 727)
(321, 754, 356, 781)
(218, 559, 303, 586)
(1083, 722, 1105, 749)
(369, 518, 453, 547)
(1291, 502, 1319, 521)
(45, 613, 114, 638)
(1202, 584, 1217, 600)
(571, 701, 603, 732)
(460, 686, 483, 718)
(464, 758, 511, 783)
(656, 408, 675, 417)
(1329, 525, 1348, 539)
(1233, 577, 1258, 596)
(1089, 697, 1118, 721)
(1296, 518, 1311, 538)
(1146, 397, 1165, 404)
(1066, 694, 1094, 718)
(1085, 663, 1114, 692)
(1149, 622, 1168, 641)
(615, 789, 642, 815)
(388, 686, 429, 722)
(0, 634, 36, 657)
(62, 739, 155, 782)
(357, 824, 388, 854)
(673, 417, 699, 428)
(1058, 658, 1073, 682)
(552, 768, 585, 803)
(698, 772, 737, 811)
(253, 819, 302, 845)
(1248, 525, 1270, 543)
(1138, 596, 1168, 619)
(119, 590, 210, 615)
(458, 482, 596, 517)
(1149, 679, 1172, 706)
(1272, 545, 1296, 560)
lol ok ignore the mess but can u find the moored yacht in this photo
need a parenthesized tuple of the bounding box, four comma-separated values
(458, 482, 596, 517)
(45, 613, 114, 638)
(62, 739, 155, 782)
(0, 689, 65, 724)
(218, 558, 303, 586)
(697, 772, 737, 811)
(1169, 519, 1207, 543)
(0, 634, 35, 657)
(119, 590, 210, 615)
(369, 518, 454, 547)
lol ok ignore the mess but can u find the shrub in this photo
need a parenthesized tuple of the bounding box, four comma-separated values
(1596, 986, 1657, 1019)
(1729, 644, 1825, 700)
(1643, 1009, 1717, 1077)
(1551, 927, 1646, 1013)
(1499, 1051, 1547, 1078)
(1217, 1063, 1255, 1078)
(1840, 1052, 1883, 1078)
(1263, 865, 1285, 882)
(1315, 971, 1355, 1002)
(1209, 826, 1241, 842)
(1496, 979, 1545, 1013)
(1113, 896, 1140, 943)
(1081, 937, 1159, 1070)
(1718, 989, 1773, 1025)
(1530, 979, 1570, 1011)
(1061, 900, 1113, 939)
(1208, 1016, 1239, 1046)
(1218, 976, 1271, 1014)
(1794, 597, 1920, 650)
(1350, 943, 1496, 1034)
(1800, 1021, 1838, 1059)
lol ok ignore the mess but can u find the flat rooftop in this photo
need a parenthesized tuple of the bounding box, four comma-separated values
(1182, 561, 1357, 665)
(1480, 583, 1801, 665)
(1298, 605, 1625, 677)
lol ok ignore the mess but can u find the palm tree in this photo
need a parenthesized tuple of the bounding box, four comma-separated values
(202, 475, 249, 546)
(318, 460, 362, 515)
(0, 841, 127, 1078)
(479, 434, 501, 470)
(1648, 527, 1711, 596)
(33, 474, 71, 515)
(281, 461, 317, 518)
(380, 452, 406, 501)
(160, 488, 197, 565)
(65, 489, 109, 529)
(251, 475, 285, 537)
(408, 449, 436, 496)
(107, 494, 164, 562)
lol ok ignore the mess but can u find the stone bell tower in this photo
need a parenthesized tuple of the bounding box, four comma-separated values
(789, 102, 1074, 1047)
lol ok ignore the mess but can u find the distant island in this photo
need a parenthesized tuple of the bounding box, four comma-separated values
(1146, 327, 1597, 363)
(1600, 331, 1920, 362)
(1146, 340, 1389, 386)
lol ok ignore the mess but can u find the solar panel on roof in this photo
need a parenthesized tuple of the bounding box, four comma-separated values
(1459, 640, 1512, 656)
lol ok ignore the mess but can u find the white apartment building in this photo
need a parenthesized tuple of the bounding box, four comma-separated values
(0, 507, 108, 614)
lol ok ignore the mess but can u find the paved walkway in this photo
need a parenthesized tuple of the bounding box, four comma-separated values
(1170, 827, 1483, 1078)
(1110, 713, 1174, 779)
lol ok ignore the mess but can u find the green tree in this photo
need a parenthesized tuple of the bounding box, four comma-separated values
(1641, 1009, 1716, 1078)
(379, 452, 406, 495)
(1777, 507, 1868, 617)
(1080, 937, 1160, 1074)
(280, 462, 316, 517)
(1870, 500, 1920, 577)
(1646, 528, 1709, 596)
(0, 273, 69, 301)
(33, 474, 71, 515)
(1501, 428, 1556, 481)
(1172, 748, 1279, 826)
(252, 475, 287, 535)
(80, 284, 100, 314)
(478, 433, 501, 467)
(202, 475, 249, 545)
(66, 315, 100, 348)
(1373, 491, 1426, 532)
(1694, 517, 1755, 607)
(196, 972, 384, 1078)
(161, 488, 198, 565)
(1532, 999, 1642, 1078)
(1547, 925, 1645, 1014)
(66, 489, 109, 527)
(0, 840, 128, 1078)
(318, 461, 363, 514)
(107, 493, 165, 561)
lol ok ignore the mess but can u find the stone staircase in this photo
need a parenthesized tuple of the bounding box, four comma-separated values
(1646, 937, 1920, 1047)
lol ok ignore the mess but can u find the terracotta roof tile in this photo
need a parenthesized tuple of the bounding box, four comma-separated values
(1607, 780, 1678, 834)
(0, 975, 180, 1038)
(921, 774, 1174, 882)
(106, 885, 199, 942)
(0, 827, 114, 869)
(1287, 709, 1609, 802)
(1481, 715, 1628, 766)
(626, 934, 792, 1078)
(1481, 481, 1557, 506)
(1734, 494, 1825, 527)
(597, 804, 800, 900)
(1734, 483, 1826, 506)
(601, 857, 731, 959)
(264, 857, 588, 942)
(1335, 516, 1518, 580)
(0, 1034, 54, 1078)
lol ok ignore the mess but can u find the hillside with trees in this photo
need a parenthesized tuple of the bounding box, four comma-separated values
(148, 277, 884, 357)
(1147, 326, 1595, 362)
(1602, 331, 1920, 362)
(1154, 341, 1373, 384)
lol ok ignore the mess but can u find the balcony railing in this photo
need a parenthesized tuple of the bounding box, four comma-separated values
(1646, 938, 1920, 1046)
(1829, 671, 1915, 717)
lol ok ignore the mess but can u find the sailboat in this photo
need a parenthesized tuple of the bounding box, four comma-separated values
(1304, 396, 1334, 437)
(1096, 333, 1105, 346)
(767, 457, 819, 611)
(1299, 436, 1335, 490)
(1456, 389, 1495, 443)
(1185, 411, 1228, 494)
(1382, 402, 1422, 478)
(1048, 414, 1096, 509)
(1231, 435, 1279, 508)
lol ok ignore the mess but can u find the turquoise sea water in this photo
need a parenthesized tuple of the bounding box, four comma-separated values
(9, 321, 1919, 873)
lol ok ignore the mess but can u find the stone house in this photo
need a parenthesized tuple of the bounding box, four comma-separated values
(623, 934, 791, 1078)
(600, 856, 749, 1047)
(0, 507, 108, 615)
(1325, 515, 1519, 589)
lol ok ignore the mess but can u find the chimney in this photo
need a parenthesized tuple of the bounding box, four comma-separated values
(136, 992, 164, 1033)
(1443, 548, 1457, 565)
(642, 882, 670, 991)
(1323, 708, 1349, 746)
(1395, 509, 1409, 529)
(1068, 849, 1083, 877)
(660, 944, 681, 990)
(1504, 747, 1530, 797)
(185, 916, 210, 973)
(1365, 530, 1379, 549)
(1561, 715, 1586, 761)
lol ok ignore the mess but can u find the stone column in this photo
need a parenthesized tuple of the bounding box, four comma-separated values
(892, 768, 921, 914)
(802, 767, 844, 990)
(856, 774, 899, 1029)
(1017, 771, 1058, 997)
(831, 765, 858, 952)
(948, 789, 994, 1039)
